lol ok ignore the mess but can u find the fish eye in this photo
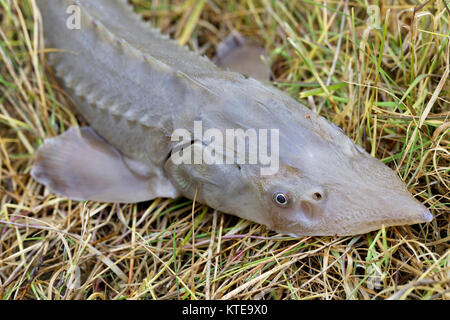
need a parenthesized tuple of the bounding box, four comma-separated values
(273, 192, 289, 207)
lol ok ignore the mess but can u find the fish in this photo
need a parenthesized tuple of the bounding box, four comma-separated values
(31, 0, 432, 237)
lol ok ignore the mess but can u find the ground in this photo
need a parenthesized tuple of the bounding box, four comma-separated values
(0, 0, 448, 300)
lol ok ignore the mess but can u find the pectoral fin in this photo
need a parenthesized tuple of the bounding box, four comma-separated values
(214, 31, 271, 81)
(31, 127, 179, 203)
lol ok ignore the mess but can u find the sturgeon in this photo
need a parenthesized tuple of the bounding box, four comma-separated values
(32, 0, 432, 236)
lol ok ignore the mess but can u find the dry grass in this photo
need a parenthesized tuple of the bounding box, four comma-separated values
(0, 0, 449, 300)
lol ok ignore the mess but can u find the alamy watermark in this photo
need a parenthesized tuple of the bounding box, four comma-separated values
(171, 121, 280, 176)
(66, 3, 384, 31)
(66, 265, 81, 290)
(66, 5, 81, 30)
(366, 5, 382, 29)
(62, 5, 280, 175)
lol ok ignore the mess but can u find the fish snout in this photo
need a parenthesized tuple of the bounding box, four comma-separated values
(366, 191, 432, 231)
(397, 200, 433, 224)
(319, 185, 433, 236)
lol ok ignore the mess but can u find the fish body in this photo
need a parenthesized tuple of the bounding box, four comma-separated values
(32, 0, 432, 236)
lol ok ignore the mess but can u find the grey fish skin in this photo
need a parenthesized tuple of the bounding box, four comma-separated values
(33, 0, 432, 236)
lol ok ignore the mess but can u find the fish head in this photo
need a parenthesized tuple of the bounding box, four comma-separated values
(167, 79, 432, 237)
(241, 112, 432, 236)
